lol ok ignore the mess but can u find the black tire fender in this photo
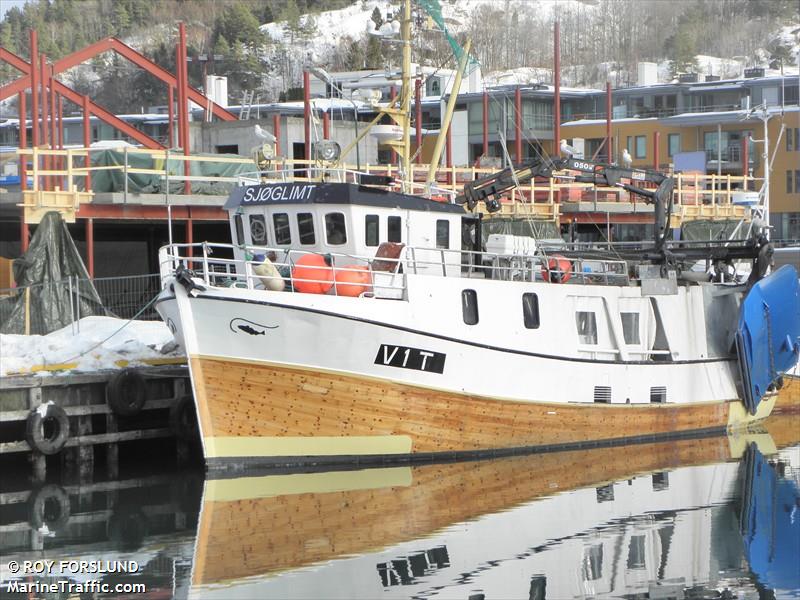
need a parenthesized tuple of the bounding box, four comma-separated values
(26, 403, 69, 455)
(106, 369, 147, 417)
(170, 394, 199, 442)
(28, 484, 71, 531)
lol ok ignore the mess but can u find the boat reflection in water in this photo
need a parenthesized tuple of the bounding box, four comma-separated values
(191, 416, 799, 599)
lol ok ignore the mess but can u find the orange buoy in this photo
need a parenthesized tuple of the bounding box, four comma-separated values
(542, 255, 572, 283)
(333, 265, 373, 297)
(292, 254, 333, 294)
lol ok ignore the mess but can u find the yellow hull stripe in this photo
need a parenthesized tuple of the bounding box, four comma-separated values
(727, 393, 777, 429)
(204, 434, 413, 459)
(204, 467, 413, 502)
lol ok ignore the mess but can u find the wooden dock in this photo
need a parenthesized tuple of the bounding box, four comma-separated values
(0, 364, 196, 480)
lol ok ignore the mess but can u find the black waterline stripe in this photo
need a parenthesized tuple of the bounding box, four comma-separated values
(156, 293, 733, 367)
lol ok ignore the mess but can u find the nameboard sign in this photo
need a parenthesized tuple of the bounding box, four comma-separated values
(241, 184, 317, 204)
(226, 183, 318, 208)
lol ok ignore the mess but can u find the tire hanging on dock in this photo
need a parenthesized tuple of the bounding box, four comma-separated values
(25, 403, 70, 455)
(106, 369, 147, 417)
(28, 484, 71, 532)
(170, 394, 199, 442)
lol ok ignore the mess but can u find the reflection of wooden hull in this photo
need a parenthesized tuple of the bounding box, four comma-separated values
(191, 414, 799, 588)
(190, 356, 788, 468)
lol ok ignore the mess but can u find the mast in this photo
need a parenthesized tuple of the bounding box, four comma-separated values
(400, 0, 412, 188)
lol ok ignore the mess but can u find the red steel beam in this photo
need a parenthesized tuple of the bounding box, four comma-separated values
(653, 131, 660, 169)
(1, 36, 237, 122)
(553, 21, 561, 154)
(514, 86, 522, 161)
(272, 114, 281, 156)
(19, 92, 27, 190)
(54, 82, 163, 148)
(82, 94, 91, 190)
(322, 111, 330, 139)
(168, 85, 174, 147)
(86, 218, 94, 277)
(482, 90, 488, 158)
(606, 82, 612, 164)
(178, 23, 191, 192)
(303, 70, 311, 160)
(29, 32, 38, 147)
(19, 91, 28, 252)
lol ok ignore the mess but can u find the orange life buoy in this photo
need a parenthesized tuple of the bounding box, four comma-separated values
(333, 265, 372, 297)
(542, 255, 572, 283)
(292, 254, 333, 294)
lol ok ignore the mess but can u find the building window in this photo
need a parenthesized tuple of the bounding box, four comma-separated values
(620, 312, 640, 344)
(388, 216, 402, 243)
(273, 213, 291, 245)
(436, 220, 449, 249)
(462, 289, 479, 325)
(324, 212, 347, 245)
(249, 214, 267, 244)
(788, 170, 794, 194)
(365, 214, 379, 247)
(635, 135, 647, 159)
(297, 212, 315, 245)
(576, 311, 597, 345)
(522, 293, 540, 329)
(667, 133, 680, 157)
(788, 128, 794, 151)
(796, 170, 800, 195)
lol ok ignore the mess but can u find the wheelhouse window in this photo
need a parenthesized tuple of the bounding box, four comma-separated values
(234, 214, 245, 245)
(620, 312, 640, 344)
(297, 212, 316, 245)
(462, 289, 479, 325)
(388, 216, 402, 243)
(576, 311, 597, 345)
(365, 214, 379, 247)
(522, 293, 540, 329)
(436, 219, 450, 249)
(249, 214, 267, 245)
(273, 213, 291, 245)
(325, 212, 347, 245)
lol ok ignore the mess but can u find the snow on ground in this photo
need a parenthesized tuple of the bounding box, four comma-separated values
(0, 316, 180, 377)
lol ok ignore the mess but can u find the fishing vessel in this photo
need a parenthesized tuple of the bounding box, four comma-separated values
(155, 0, 800, 471)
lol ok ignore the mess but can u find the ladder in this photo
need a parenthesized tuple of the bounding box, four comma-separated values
(240, 90, 254, 120)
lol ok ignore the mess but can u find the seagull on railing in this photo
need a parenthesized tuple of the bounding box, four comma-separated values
(254, 124, 276, 143)
(622, 148, 633, 168)
(559, 139, 575, 158)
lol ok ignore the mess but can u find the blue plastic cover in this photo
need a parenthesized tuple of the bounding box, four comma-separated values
(736, 265, 800, 414)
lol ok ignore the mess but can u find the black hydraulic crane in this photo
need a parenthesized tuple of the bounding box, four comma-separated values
(455, 155, 769, 274)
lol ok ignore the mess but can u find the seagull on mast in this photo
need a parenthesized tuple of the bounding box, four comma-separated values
(559, 139, 575, 158)
(622, 148, 633, 168)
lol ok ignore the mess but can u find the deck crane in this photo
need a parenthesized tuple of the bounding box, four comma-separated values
(456, 156, 675, 253)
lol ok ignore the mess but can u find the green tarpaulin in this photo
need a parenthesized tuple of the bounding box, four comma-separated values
(90, 150, 253, 195)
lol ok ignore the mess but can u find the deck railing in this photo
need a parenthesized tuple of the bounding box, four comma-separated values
(158, 242, 637, 301)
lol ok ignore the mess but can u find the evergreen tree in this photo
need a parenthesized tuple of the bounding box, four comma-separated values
(365, 35, 383, 69)
(213, 34, 230, 58)
(370, 6, 384, 31)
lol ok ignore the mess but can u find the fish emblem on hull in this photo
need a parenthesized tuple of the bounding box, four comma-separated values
(229, 318, 278, 336)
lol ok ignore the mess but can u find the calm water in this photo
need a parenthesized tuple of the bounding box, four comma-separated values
(1, 416, 798, 600)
